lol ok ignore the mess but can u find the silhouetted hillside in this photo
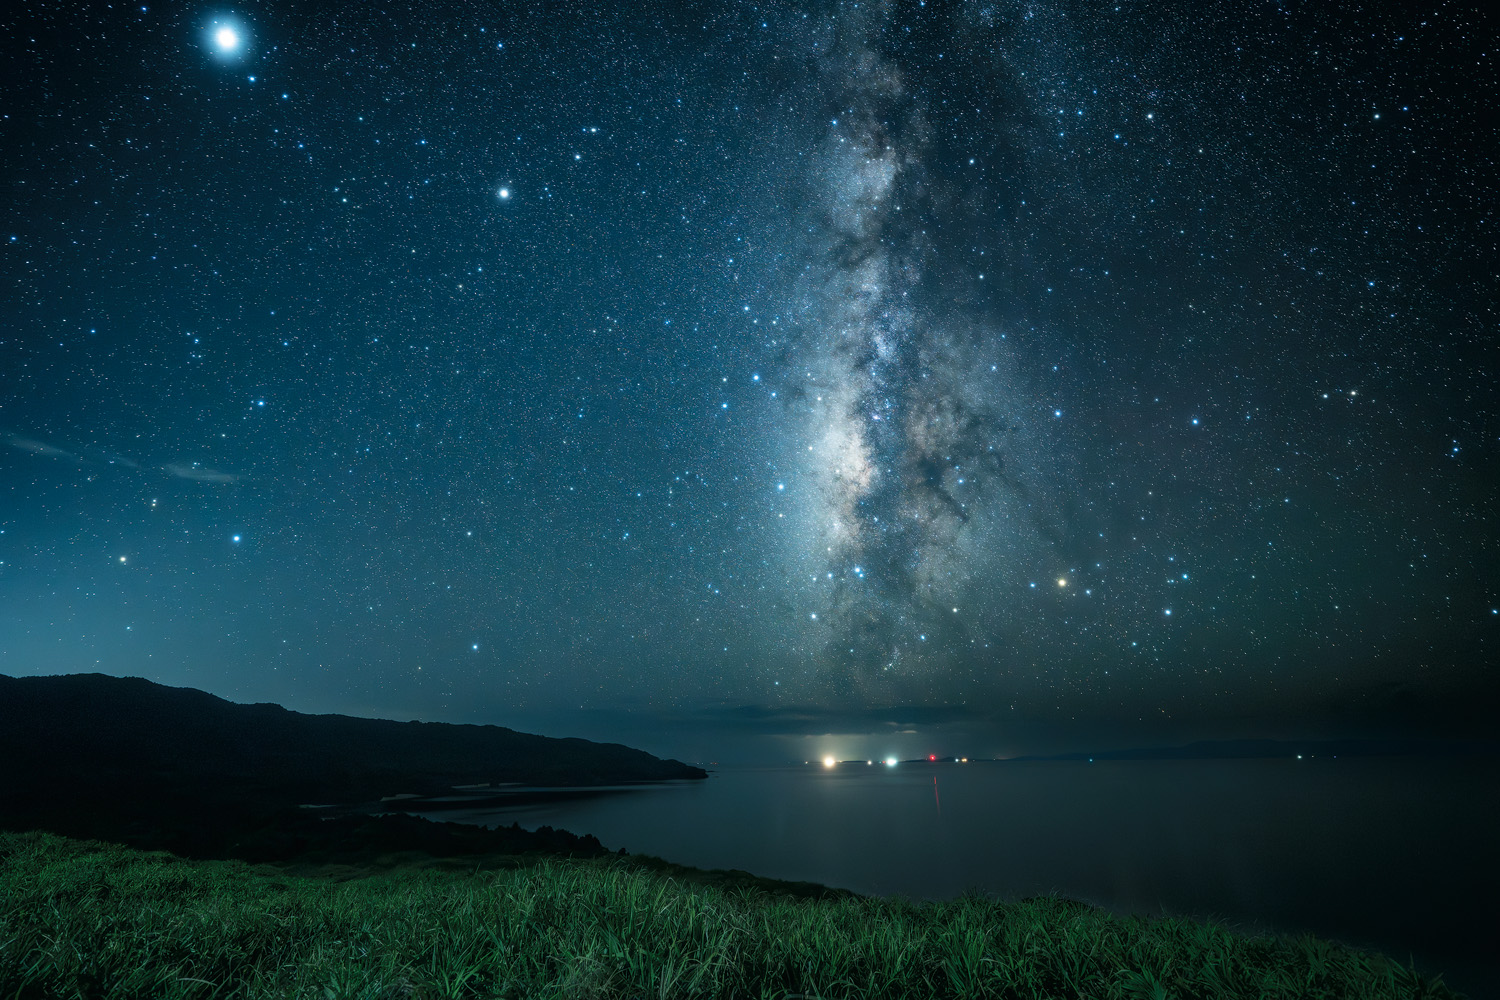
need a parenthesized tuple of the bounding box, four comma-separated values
(0, 673, 704, 859)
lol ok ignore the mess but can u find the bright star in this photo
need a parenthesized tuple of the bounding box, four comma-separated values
(497, 187, 510, 200)
(206, 18, 248, 60)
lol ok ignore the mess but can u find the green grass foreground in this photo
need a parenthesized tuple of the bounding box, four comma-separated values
(0, 830, 1461, 1000)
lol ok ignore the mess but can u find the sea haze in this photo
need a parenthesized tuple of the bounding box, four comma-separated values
(411, 757, 1498, 998)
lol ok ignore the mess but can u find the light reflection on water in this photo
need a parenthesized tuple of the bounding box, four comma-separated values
(412, 757, 1496, 994)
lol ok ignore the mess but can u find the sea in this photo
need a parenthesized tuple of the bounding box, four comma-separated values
(409, 756, 1497, 997)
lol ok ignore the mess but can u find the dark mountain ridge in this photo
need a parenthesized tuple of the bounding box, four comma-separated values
(0, 672, 704, 859)
(1, 672, 703, 798)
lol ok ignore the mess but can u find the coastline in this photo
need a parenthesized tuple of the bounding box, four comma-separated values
(0, 828, 1469, 1000)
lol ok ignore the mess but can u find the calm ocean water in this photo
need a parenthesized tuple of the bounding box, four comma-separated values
(412, 757, 1497, 995)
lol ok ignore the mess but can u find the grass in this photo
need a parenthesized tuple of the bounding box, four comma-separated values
(0, 830, 1462, 1000)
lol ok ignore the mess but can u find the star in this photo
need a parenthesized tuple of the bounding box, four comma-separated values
(207, 19, 247, 60)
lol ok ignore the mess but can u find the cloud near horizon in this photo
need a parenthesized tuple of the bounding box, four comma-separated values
(7, 435, 81, 462)
(162, 462, 241, 483)
(7, 433, 241, 484)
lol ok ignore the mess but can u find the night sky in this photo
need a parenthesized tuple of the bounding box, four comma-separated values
(2, 1, 1495, 761)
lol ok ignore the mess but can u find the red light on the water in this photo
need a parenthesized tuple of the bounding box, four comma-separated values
(928, 754, 936, 761)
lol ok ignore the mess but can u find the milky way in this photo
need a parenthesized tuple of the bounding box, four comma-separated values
(0, 0, 1492, 738)
(770, 6, 1059, 694)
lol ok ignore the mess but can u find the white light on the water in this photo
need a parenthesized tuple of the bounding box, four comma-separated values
(884, 757, 897, 767)
(822, 756, 836, 768)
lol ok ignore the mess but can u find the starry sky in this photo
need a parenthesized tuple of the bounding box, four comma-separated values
(2, 1, 1495, 761)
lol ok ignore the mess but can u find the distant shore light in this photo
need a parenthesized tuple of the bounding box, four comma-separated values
(822, 756, 836, 768)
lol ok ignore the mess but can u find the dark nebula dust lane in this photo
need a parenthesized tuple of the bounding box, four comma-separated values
(0, 0, 1494, 749)
(745, 6, 1057, 695)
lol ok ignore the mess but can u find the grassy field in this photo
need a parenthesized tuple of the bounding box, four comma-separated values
(0, 830, 1462, 1000)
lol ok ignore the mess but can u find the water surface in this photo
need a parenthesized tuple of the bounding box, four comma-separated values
(415, 757, 1497, 995)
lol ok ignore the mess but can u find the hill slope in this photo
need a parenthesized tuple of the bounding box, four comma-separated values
(0, 672, 703, 857)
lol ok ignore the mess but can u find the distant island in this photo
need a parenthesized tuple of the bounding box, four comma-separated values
(0, 672, 704, 860)
(1005, 737, 1494, 762)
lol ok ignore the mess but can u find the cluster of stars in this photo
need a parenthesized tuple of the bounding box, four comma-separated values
(0, 0, 1489, 731)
